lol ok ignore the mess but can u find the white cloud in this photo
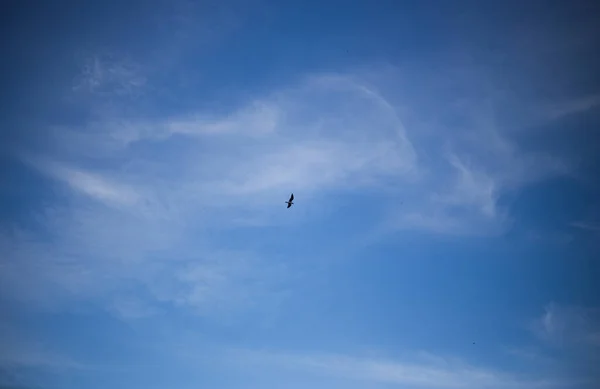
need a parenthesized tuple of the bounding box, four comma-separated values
(545, 95, 600, 121)
(504, 346, 557, 367)
(72, 52, 147, 98)
(21, 156, 141, 207)
(439, 154, 498, 218)
(2, 71, 417, 324)
(168, 101, 280, 137)
(107, 296, 161, 320)
(569, 221, 600, 233)
(2, 66, 576, 322)
(32, 72, 420, 215)
(223, 348, 574, 389)
(330, 62, 574, 237)
(0, 323, 88, 371)
(533, 303, 600, 349)
(0, 214, 283, 320)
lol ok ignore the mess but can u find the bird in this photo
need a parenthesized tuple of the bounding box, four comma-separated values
(285, 193, 294, 208)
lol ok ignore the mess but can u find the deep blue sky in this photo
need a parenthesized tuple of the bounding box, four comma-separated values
(1, 1, 599, 389)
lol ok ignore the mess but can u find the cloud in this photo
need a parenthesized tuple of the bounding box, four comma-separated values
(72, 52, 147, 98)
(0, 215, 283, 321)
(37, 68, 569, 226)
(545, 95, 600, 121)
(438, 154, 498, 218)
(107, 296, 161, 320)
(569, 221, 600, 233)
(224, 348, 574, 389)
(0, 323, 88, 372)
(4, 70, 418, 323)
(348, 63, 573, 236)
(33, 72, 420, 215)
(398, 152, 506, 236)
(532, 303, 600, 349)
(504, 346, 558, 367)
(1, 65, 577, 321)
(20, 156, 141, 207)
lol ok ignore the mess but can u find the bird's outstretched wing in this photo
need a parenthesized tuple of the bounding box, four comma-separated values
(287, 202, 292, 208)
(289, 193, 294, 202)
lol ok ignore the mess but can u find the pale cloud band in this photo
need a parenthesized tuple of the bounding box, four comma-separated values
(2, 66, 577, 320)
(221, 348, 577, 389)
(0, 55, 591, 388)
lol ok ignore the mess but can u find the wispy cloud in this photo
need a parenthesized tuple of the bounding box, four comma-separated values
(569, 221, 600, 233)
(504, 346, 558, 367)
(532, 303, 600, 349)
(72, 52, 147, 98)
(32, 72, 421, 216)
(352, 62, 574, 236)
(107, 296, 161, 320)
(224, 348, 574, 389)
(1, 63, 577, 321)
(0, 323, 88, 372)
(0, 218, 284, 320)
(21, 156, 141, 207)
(545, 95, 600, 121)
(3, 3, 598, 389)
(33, 67, 570, 227)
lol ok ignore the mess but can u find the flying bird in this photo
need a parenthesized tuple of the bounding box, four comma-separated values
(285, 193, 294, 208)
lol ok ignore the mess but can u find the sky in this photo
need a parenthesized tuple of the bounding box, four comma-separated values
(1, 1, 600, 388)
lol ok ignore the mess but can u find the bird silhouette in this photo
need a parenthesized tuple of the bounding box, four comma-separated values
(285, 193, 294, 208)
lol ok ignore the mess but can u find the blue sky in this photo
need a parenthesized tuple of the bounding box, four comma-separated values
(1, 1, 600, 388)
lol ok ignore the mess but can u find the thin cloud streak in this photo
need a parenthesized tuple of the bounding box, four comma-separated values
(225, 348, 575, 389)
(2, 67, 577, 324)
(545, 95, 600, 121)
(72, 52, 147, 98)
(0, 323, 89, 372)
(24, 157, 140, 207)
(569, 222, 600, 233)
(533, 303, 600, 349)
